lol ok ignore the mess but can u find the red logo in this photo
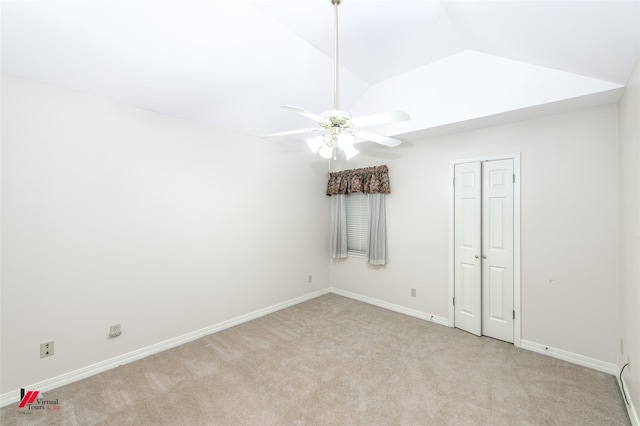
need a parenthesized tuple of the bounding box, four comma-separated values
(18, 390, 39, 408)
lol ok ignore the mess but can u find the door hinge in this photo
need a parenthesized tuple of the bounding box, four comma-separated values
(513, 310, 515, 320)
(453, 177, 455, 187)
(453, 297, 455, 306)
(513, 174, 515, 183)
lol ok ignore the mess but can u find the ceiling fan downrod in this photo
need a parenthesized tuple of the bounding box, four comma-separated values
(332, 0, 341, 111)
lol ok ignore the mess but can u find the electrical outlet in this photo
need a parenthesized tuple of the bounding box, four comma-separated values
(411, 288, 416, 297)
(40, 341, 54, 358)
(108, 324, 122, 338)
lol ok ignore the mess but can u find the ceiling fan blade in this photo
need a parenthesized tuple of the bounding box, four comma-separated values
(282, 105, 328, 123)
(353, 129, 402, 148)
(350, 110, 410, 128)
(262, 128, 323, 138)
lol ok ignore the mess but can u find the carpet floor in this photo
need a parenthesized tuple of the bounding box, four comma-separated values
(0, 294, 631, 425)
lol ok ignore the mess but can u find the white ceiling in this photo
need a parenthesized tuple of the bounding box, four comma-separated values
(2, 0, 639, 145)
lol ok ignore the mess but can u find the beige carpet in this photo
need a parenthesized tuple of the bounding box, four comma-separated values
(1, 294, 630, 425)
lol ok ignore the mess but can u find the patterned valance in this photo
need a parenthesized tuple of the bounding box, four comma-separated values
(326, 165, 391, 195)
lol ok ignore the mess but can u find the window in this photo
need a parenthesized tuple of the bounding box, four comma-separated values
(346, 193, 369, 254)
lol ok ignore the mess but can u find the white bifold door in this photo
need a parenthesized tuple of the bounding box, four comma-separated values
(454, 159, 514, 343)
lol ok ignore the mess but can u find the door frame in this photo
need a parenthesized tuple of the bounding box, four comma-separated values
(448, 152, 521, 347)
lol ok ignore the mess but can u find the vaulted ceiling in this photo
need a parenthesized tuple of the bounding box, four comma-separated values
(2, 0, 639, 146)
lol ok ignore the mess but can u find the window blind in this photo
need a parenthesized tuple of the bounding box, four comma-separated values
(346, 193, 369, 253)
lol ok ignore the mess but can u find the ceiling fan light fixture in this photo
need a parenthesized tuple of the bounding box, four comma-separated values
(318, 144, 334, 159)
(337, 132, 355, 148)
(306, 136, 325, 154)
(309, 132, 358, 160)
(343, 144, 359, 160)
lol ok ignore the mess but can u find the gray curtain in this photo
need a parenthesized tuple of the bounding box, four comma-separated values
(366, 193, 388, 265)
(331, 194, 347, 258)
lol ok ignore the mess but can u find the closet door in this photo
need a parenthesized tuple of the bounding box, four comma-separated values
(453, 162, 482, 336)
(454, 159, 514, 343)
(481, 159, 514, 343)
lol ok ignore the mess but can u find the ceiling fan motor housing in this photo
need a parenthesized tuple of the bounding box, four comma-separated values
(321, 110, 351, 131)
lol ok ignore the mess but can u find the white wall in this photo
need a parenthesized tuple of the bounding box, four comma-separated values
(331, 103, 620, 365)
(619, 60, 640, 416)
(0, 76, 330, 394)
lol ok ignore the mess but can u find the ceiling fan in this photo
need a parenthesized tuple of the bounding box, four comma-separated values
(263, 0, 410, 160)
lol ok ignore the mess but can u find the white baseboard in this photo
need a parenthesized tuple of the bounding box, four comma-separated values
(618, 369, 639, 425)
(330, 287, 450, 327)
(0, 288, 330, 408)
(520, 339, 617, 375)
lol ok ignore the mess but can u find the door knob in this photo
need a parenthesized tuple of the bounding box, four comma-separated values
(482, 255, 487, 259)
(475, 255, 479, 259)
